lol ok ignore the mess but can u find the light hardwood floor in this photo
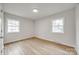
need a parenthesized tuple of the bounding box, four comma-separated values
(4, 38, 77, 55)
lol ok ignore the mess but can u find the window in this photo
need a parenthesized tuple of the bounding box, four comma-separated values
(8, 20, 20, 33)
(52, 18, 64, 33)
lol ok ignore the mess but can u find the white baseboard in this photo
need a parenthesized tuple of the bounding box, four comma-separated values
(4, 34, 34, 44)
(35, 35, 75, 48)
(4, 34, 76, 48)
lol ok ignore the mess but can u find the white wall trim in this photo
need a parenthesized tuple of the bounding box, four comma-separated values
(4, 34, 34, 44)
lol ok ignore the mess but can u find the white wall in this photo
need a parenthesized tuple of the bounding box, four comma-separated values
(35, 8, 76, 47)
(4, 13, 34, 43)
(75, 4, 79, 54)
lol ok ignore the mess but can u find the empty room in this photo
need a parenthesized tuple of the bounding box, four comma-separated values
(0, 3, 79, 55)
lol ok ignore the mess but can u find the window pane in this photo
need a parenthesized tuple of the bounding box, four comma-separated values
(52, 18, 64, 33)
(8, 19, 20, 33)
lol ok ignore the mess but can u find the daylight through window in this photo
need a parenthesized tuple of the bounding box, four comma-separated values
(52, 18, 64, 33)
(8, 20, 20, 33)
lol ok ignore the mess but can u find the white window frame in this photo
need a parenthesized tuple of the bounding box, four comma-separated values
(52, 18, 64, 33)
(7, 19, 20, 33)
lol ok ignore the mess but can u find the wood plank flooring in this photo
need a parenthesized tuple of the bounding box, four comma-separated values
(4, 38, 77, 55)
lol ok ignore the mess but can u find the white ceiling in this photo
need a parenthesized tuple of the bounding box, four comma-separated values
(4, 3, 76, 20)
